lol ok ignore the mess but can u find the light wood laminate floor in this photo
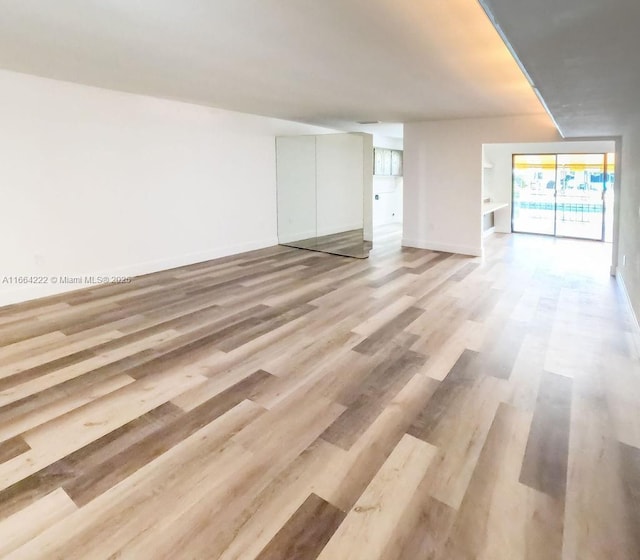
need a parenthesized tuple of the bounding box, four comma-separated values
(0, 232, 638, 559)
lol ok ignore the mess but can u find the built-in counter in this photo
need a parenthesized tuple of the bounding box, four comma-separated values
(482, 201, 509, 236)
(482, 201, 509, 215)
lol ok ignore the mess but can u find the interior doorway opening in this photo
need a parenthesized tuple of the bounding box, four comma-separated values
(372, 146, 403, 247)
(512, 152, 615, 242)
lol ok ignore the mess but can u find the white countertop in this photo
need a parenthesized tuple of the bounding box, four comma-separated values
(482, 201, 509, 215)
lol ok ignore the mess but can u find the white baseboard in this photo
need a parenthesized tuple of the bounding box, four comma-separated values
(0, 237, 279, 308)
(401, 237, 482, 257)
(616, 269, 640, 355)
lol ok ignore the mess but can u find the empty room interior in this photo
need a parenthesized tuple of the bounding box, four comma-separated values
(1, 1, 640, 559)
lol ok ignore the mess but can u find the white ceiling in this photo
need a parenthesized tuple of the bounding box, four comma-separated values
(480, 0, 640, 138)
(0, 0, 545, 136)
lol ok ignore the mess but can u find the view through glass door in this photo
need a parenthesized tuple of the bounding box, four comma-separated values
(512, 154, 557, 235)
(512, 153, 614, 241)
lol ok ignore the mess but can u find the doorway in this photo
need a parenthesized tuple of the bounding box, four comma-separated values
(512, 153, 615, 241)
(372, 146, 403, 248)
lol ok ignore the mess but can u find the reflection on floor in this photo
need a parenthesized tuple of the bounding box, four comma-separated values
(282, 223, 403, 259)
(282, 229, 371, 259)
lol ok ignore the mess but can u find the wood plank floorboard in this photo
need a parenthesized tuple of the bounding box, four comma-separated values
(0, 232, 637, 559)
(254, 493, 346, 560)
(519, 371, 573, 499)
(0, 436, 30, 465)
(320, 346, 426, 449)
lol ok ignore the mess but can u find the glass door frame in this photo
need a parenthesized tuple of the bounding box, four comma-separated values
(602, 152, 610, 242)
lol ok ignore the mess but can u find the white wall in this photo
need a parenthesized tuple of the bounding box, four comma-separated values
(0, 69, 335, 306)
(618, 125, 640, 325)
(483, 140, 615, 233)
(373, 135, 403, 151)
(403, 114, 560, 256)
(373, 177, 403, 226)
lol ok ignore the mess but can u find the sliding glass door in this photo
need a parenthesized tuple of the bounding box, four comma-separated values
(555, 154, 605, 240)
(512, 153, 610, 241)
(512, 154, 557, 235)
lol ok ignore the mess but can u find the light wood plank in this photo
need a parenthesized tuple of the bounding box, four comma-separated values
(0, 488, 77, 556)
(317, 434, 436, 560)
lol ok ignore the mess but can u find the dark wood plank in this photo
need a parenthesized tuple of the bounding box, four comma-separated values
(519, 371, 573, 499)
(473, 322, 527, 380)
(409, 251, 454, 275)
(619, 441, 640, 556)
(255, 493, 346, 560)
(216, 304, 316, 352)
(0, 435, 31, 464)
(352, 306, 424, 355)
(407, 349, 478, 443)
(321, 347, 426, 449)
(450, 261, 481, 282)
(368, 268, 409, 289)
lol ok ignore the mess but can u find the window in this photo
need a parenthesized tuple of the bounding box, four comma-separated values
(374, 148, 403, 176)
